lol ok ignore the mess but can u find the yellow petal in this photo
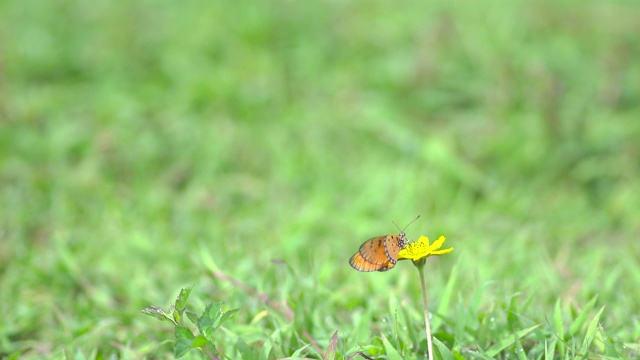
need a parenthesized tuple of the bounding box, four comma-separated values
(430, 236, 446, 250)
(430, 247, 454, 255)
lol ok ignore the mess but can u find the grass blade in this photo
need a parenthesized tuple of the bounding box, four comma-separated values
(380, 334, 403, 360)
(575, 305, 605, 359)
(553, 299, 566, 356)
(485, 324, 540, 357)
(545, 336, 558, 360)
(513, 331, 527, 360)
(432, 336, 455, 360)
(598, 325, 620, 358)
(324, 330, 338, 360)
(568, 296, 597, 338)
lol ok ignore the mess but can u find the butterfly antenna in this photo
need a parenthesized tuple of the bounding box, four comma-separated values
(392, 215, 421, 232)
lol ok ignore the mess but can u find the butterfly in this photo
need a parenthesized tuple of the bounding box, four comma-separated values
(349, 233, 406, 272)
(348, 216, 419, 272)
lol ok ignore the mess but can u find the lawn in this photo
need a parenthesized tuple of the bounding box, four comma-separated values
(1, 0, 639, 359)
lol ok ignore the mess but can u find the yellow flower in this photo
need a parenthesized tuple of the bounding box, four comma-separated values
(398, 235, 453, 261)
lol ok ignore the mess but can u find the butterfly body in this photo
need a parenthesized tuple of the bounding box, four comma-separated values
(349, 232, 406, 272)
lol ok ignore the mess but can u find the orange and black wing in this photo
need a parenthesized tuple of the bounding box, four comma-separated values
(349, 236, 397, 272)
(357, 236, 391, 264)
(383, 235, 404, 264)
(349, 251, 396, 272)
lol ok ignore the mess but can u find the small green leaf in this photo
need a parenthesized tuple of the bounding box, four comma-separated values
(216, 308, 239, 329)
(174, 326, 195, 358)
(380, 334, 403, 360)
(485, 324, 540, 357)
(191, 335, 207, 348)
(141, 306, 175, 324)
(198, 302, 222, 334)
(173, 308, 183, 325)
(185, 311, 199, 326)
(568, 296, 597, 338)
(175, 286, 194, 312)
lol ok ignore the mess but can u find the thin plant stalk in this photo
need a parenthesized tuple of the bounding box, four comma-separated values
(417, 261, 434, 360)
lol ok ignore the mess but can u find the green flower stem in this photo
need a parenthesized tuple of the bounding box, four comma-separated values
(416, 259, 434, 360)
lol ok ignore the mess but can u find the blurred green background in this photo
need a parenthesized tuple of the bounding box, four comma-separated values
(1, 0, 639, 358)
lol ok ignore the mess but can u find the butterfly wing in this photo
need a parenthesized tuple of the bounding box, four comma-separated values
(349, 235, 398, 272)
(383, 234, 405, 265)
(349, 251, 395, 272)
(357, 236, 391, 264)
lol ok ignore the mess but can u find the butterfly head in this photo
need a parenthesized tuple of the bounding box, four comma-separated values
(398, 231, 406, 248)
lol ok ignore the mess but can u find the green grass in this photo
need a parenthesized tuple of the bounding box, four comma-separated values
(1, 0, 640, 358)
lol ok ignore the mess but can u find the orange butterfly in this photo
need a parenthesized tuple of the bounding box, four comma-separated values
(349, 233, 406, 272)
(349, 216, 419, 272)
